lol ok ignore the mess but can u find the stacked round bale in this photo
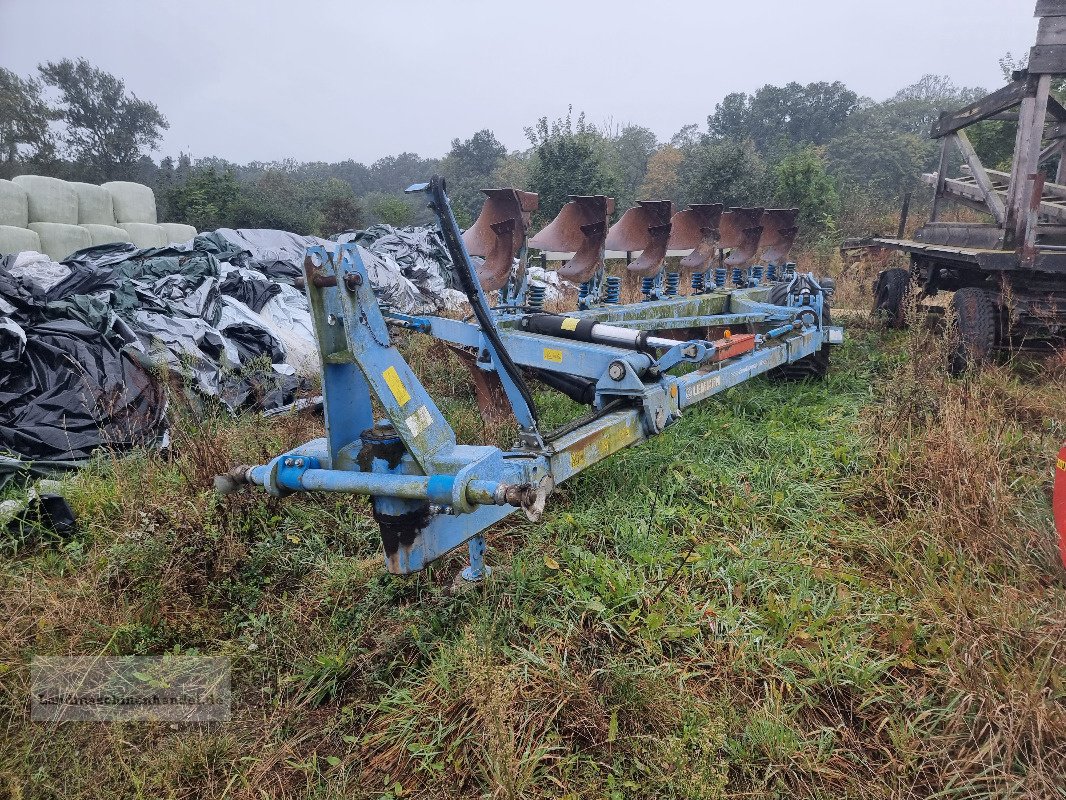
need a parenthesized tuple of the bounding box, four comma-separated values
(0, 176, 198, 261)
(0, 180, 41, 255)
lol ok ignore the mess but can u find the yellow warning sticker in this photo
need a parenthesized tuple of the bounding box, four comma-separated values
(1058, 457, 1066, 471)
(561, 317, 579, 331)
(544, 348, 564, 363)
(382, 366, 410, 406)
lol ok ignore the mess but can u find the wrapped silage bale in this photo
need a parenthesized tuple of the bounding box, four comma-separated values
(70, 181, 117, 225)
(119, 222, 167, 249)
(102, 181, 157, 224)
(159, 222, 197, 244)
(84, 224, 132, 246)
(12, 175, 79, 224)
(0, 225, 42, 256)
(0, 180, 29, 228)
(27, 222, 92, 262)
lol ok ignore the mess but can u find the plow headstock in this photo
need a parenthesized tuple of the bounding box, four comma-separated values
(720, 207, 765, 269)
(462, 188, 539, 292)
(605, 200, 674, 277)
(529, 195, 615, 283)
(668, 203, 724, 273)
(757, 208, 800, 265)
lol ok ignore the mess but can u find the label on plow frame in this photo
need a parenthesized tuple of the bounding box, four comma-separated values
(406, 405, 434, 439)
(383, 366, 411, 407)
(1055, 443, 1066, 569)
(688, 373, 722, 400)
(561, 318, 579, 331)
(543, 348, 564, 363)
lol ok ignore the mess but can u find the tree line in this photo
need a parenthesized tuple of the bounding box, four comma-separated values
(0, 56, 1030, 241)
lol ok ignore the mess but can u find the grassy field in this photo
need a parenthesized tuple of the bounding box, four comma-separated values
(1, 314, 1064, 799)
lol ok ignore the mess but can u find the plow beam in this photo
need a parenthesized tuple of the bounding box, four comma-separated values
(605, 200, 674, 277)
(529, 195, 615, 283)
(720, 207, 765, 269)
(668, 203, 724, 273)
(462, 188, 539, 292)
(757, 208, 800, 265)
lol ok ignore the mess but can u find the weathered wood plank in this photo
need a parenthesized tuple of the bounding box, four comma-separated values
(985, 167, 1066, 201)
(1036, 0, 1066, 18)
(1028, 44, 1066, 73)
(931, 79, 1035, 138)
(922, 173, 1066, 223)
(954, 130, 1007, 225)
(930, 137, 952, 221)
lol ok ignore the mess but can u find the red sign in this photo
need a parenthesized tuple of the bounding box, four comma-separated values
(1056, 443, 1066, 569)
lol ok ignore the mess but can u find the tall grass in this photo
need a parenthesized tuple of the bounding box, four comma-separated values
(0, 309, 1063, 799)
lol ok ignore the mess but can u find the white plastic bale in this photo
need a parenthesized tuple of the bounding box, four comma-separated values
(84, 224, 132, 246)
(26, 222, 92, 261)
(159, 222, 197, 244)
(11, 175, 79, 224)
(0, 180, 29, 228)
(0, 225, 42, 256)
(119, 222, 168, 249)
(70, 181, 117, 225)
(102, 181, 157, 224)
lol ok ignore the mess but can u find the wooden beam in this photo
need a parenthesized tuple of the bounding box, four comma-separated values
(921, 173, 1066, 224)
(930, 137, 951, 221)
(1008, 75, 1052, 246)
(930, 78, 1035, 138)
(1047, 95, 1066, 122)
(1036, 0, 1066, 16)
(954, 131, 1006, 225)
(984, 167, 1066, 201)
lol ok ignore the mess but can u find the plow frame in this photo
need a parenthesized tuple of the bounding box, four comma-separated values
(227, 178, 841, 578)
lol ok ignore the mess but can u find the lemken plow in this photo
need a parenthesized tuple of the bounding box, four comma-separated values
(216, 179, 841, 579)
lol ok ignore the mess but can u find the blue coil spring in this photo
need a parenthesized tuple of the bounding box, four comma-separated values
(604, 275, 621, 304)
(641, 276, 655, 297)
(527, 283, 546, 311)
(579, 280, 592, 303)
(714, 267, 726, 288)
(665, 272, 680, 296)
(766, 264, 777, 282)
(690, 272, 706, 293)
(751, 265, 763, 285)
(783, 262, 797, 280)
(731, 267, 743, 286)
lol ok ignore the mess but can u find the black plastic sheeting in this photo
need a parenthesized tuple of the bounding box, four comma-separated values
(0, 318, 165, 462)
(0, 237, 309, 478)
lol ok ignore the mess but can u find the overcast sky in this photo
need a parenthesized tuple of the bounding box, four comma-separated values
(0, 1, 1041, 165)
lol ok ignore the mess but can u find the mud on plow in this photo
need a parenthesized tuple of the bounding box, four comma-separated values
(216, 179, 842, 579)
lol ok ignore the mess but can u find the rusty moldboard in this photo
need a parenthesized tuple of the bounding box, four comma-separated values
(720, 207, 765, 268)
(668, 203, 724, 273)
(529, 195, 615, 283)
(462, 188, 539, 292)
(605, 200, 673, 277)
(757, 208, 800, 264)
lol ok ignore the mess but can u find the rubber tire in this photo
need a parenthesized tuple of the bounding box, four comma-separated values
(768, 278, 831, 381)
(873, 267, 910, 329)
(947, 287, 998, 376)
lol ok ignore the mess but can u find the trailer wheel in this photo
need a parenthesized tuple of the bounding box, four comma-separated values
(768, 279, 831, 381)
(872, 267, 910, 328)
(947, 287, 998, 376)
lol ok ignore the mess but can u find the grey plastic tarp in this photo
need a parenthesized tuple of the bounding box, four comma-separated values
(0, 223, 470, 480)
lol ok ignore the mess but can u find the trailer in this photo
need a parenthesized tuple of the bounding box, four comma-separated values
(216, 178, 841, 579)
(847, 0, 1066, 373)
